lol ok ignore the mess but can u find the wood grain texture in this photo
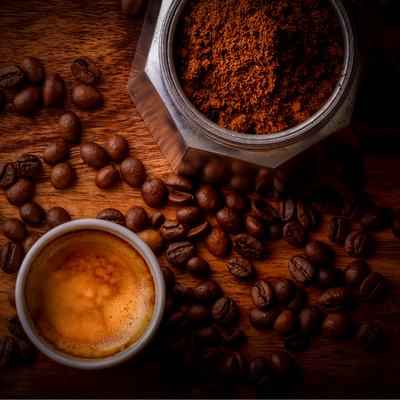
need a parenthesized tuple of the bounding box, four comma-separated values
(1, 0, 400, 398)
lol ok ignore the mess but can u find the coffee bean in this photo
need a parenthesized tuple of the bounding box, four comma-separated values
(298, 306, 323, 336)
(344, 260, 369, 286)
(0, 65, 24, 88)
(195, 325, 221, 349)
(0, 89, 5, 111)
(160, 266, 175, 289)
(326, 216, 348, 243)
(211, 297, 237, 324)
(7, 314, 26, 338)
(148, 212, 164, 230)
(8, 286, 16, 309)
(6, 178, 34, 206)
(141, 178, 168, 208)
(188, 383, 210, 399)
(322, 313, 352, 337)
(222, 330, 245, 347)
(233, 233, 264, 259)
(95, 165, 119, 189)
(16, 154, 42, 178)
(345, 229, 373, 257)
(19, 201, 46, 225)
(46, 206, 71, 228)
(391, 212, 400, 238)
(268, 350, 296, 378)
(216, 354, 241, 381)
(360, 206, 392, 231)
(0, 163, 16, 188)
(168, 334, 188, 352)
(274, 310, 297, 336)
(165, 291, 180, 315)
(252, 280, 274, 309)
(227, 257, 253, 279)
(105, 134, 128, 162)
(245, 215, 268, 237)
(359, 272, 386, 301)
(71, 56, 99, 84)
(22, 234, 41, 254)
(168, 190, 194, 207)
(161, 220, 187, 241)
(204, 226, 231, 257)
(177, 206, 203, 224)
(43, 141, 69, 165)
(342, 192, 370, 220)
(284, 333, 308, 352)
(319, 287, 352, 312)
(50, 162, 75, 190)
(187, 257, 210, 277)
(312, 187, 344, 214)
(13, 87, 42, 115)
(186, 219, 210, 240)
(274, 279, 296, 306)
(249, 307, 280, 329)
(357, 323, 381, 349)
(341, 150, 366, 191)
(297, 197, 320, 230)
(247, 356, 268, 386)
(288, 255, 315, 284)
(21, 56, 44, 84)
(171, 283, 194, 303)
(216, 206, 244, 234)
(200, 348, 225, 366)
(181, 348, 199, 370)
(2, 218, 27, 241)
(286, 288, 307, 313)
(125, 206, 148, 232)
(205, 378, 230, 396)
(120, 156, 146, 188)
(72, 84, 103, 110)
(80, 142, 108, 169)
(96, 208, 125, 225)
(185, 304, 211, 326)
(166, 240, 195, 265)
(168, 310, 190, 335)
(283, 220, 306, 246)
(194, 280, 222, 303)
(251, 198, 279, 223)
(0, 336, 16, 366)
(165, 174, 194, 192)
(17, 338, 35, 363)
(43, 73, 64, 106)
(224, 193, 250, 213)
(59, 112, 81, 144)
(278, 198, 296, 221)
(316, 267, 345, 289)
(304, 240, 330, 265)
(267, 223, 283, 240)
(195, 184, 223, 212)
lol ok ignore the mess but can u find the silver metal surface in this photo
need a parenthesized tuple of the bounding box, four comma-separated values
(127, 0, 370, 198)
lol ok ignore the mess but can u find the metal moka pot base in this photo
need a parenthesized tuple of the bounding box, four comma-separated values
(127, 0, 370, 198)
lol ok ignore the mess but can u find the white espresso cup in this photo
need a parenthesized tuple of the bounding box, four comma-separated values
(16, 219, 166, 370)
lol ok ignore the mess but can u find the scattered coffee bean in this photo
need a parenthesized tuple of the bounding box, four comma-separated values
(0, 163, 17, 189)
(166, 240, 195, 265)
(194, 280, 222, 303)
(195, 184, 223, 212)
(19, 201, 46, 225)
(6, 178, 34, 206)
(211, 297, 237, 324)
(165, 174, 194, 192)
(360, 206, 392, 231)
(20, 56, 45, 84)
(344, 260, 369, 286)
(181, 348, 199, 370)
(0, 336, 16, 366)
(222, 330, 245, 347)
(2, 218, 27, 241)
(319, 287, 352, 312)
(141, 178, 168, 208)
(59, 112, 81, 144)
(274, 310, 297, 336)
(148, 212, 164, 230)
(274, 279, 296, 306)
(22, 234, 41, 254)
(186, 219, 210, 240)
(194, 325, 221, 349)
(251, 198, 279, 223)
(298, 306, 323, 336)
(161, 220, 187, 241)
(268, 223, 282, 240)
(342, 192, 370, 220)
(160, 266, 175, 288)
(286, 288, 307, 313)
(177, 206, 203, 224)
(391, 212, 400, 238)
(312, 187, 344, 214)
(316, 267, 345, 289)
(43, 141, 69, 165)
(359, 272, 386, 301)
(284, 333, 308, 352)
(357, 323, 381, 349)
(288, 255, 315, 285)
(278, 197, 296, 221)
(95, 165, 119, 189)
(80, 141, 108, 169)
(72, 84, 103, 110)
(224, 193, 250, 213)
(43, 72, 64, 106)
(252, 280, 274, 310)
(227, 256, 253, 279)
(247, 356, 268, 386)
(120, 156, 146, 188)
(171, 283, 194, 303)
(13, 87, 42, 115)
(8, 286, 16, 309)
(216, 352, 245, 380)
(204, 226, 231, 257)
(46, 206, 71, 228)
(125, 206, 148, 232)
(233, 233, 264, 259)
(322, 313, 352, 337)
(50, 162, 75, 189)
(345, 229, 373, 257)
(185, 304, 211, 326)
(245, 215, 267, 237)
(16, 154, 42, 178)
(96, 208, 125, 225)
(187, 257, 210, 277)
(0, 65, 25, 88)
(17, 338, 35, 363)
(283, 220, 306, 246)
(304, 240, 330, 265)
(249, 307, 280, 329)
(167, 310, 190, 335)
(165, 291, 180, 315)
(7, 314, 26, 338)
(200, 348, 225, 366)
(216, 206, 244, 234)
(326, 216, 348, 243)
(168, 334, 188, 352)
(268, 350, 296, 377)
(297, 197, 319, 230)
(105, 134, 128, 162)
(71, 56, 99, 84)
(168, 190, 194, 207)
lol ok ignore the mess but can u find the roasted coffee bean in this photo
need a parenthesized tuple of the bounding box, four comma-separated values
(168, 310, 190, 334)
(288, 255, 315, 284)
(195, 325, 221, 349)
(43, 141, 69, 165)
(22, 234, 41, 254)
(165, 174, 194, 192)
(284, 333, 308, 352)
(274, 310, 297, 336)
(137, 229, 164, 253)
(233, 233, 264, 259)
(21, 56, 44, 84)
(345, 229, 373, 257)
(0, 65, 24, 88)
(227, 257, 253, 279)
(297, 197, 319, 230)
(268, 223, 283, 240)
(141, 178, 168, 208)
(342, 192, 370, 220)
(6, 178, 34, 206)
(125, 206, 148, 232)
(216, 206, 244, 234)
(105, 134, 128, 162)
(304, 240, 330, 265)
(165, 291, 180, 315)
(166, 240, 195, 265)
(0, 163, 16, 189)
(326, 216, 348, 243)
(360, 206, 392, 230)
(43, 73, 64, 106)
(46, 206, 71, 228)
(50, 162, 75, 189)
(188, 383, 210, 399)
(283, 220, 306, 246)
(298, 306, 323, 336)
(80, 142, 108, 169)
(319, 287, 352, 311)
(341, 152, 366, 191)
(274, 279, 296, 306)
(187, 257, 210, 277)
(95, 165, 119, 189)
(120, 156, 146, 188)
(13, 87, 42, 115)
(177, 206, 203, 224)
(17, 338, 35, 363)
(268, 350, 296, 378)
(286, 288, 306, 313)
(278, 198, 296, 221)
(205, 379, 230, 396)
(316, 267, 345, 289)
(216, 353, 244, 381)
(256, 372, 281, 399)
(195, 184, 223, 212)
(186, 219, 210, 240)
(7, 314, 26, 338)
(0, 89, 5, 111)
(0, 242, 24, 274)
(71, 56, 99, 84)
(359, 272, 386, 301)
(181, 348, 199, 370)
(19, 201, 46, 225)
(391, 212, 400, 238)
(3, 218, 27, 241)
(96, 208, 125, 225)
(204, 226, 231, 257)
(245, 215, 267, 237)
(168, 334, 188, 352)
(0, 336, 16, 366)
(357, 323, 381, 349)
(8, 286, 16, 309)
(72, 84, 103, 110)
(211, 297, 237, 324)
(249, 307, 280, 329)
(59, 112, 81, 144)
(161, 266, 175, 288)
(312, 187, 344, 214)
(200, 348, 225, 365)
(148, 212, 164, 230)
(194, 280, 222, 303)
(168, 190, 194, 207)
(161, 220, 186, 241)
(247, 356, 268, 386)
(222, 330, 245, 347)
(344, 260, 369, 286)
(251, 198, 279, 223)
(186, 304, 210, 326)
(171, 283, 194, 303)
(252, 280, 274, 309)
(17, 154, 42, 178)
(322, 313, 352, 337)
(224, 193, 250, 213)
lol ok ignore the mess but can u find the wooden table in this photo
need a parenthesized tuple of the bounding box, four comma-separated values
(1, 0, 400, 398)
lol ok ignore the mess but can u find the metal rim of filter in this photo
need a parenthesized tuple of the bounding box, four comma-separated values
(159, 0, 357, 150)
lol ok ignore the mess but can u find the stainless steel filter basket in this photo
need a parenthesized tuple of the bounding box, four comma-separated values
(128, 0, 370, 198)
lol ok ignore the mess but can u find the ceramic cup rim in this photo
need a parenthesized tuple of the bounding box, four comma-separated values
(15, 219, 166, 370)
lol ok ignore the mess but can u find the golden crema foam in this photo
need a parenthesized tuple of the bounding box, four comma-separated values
(25, 229, 155, 359)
